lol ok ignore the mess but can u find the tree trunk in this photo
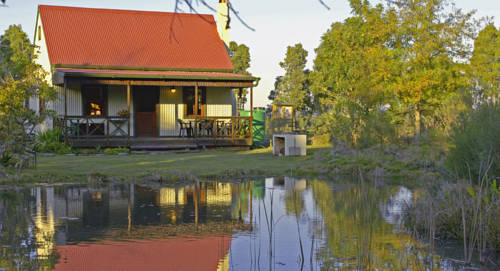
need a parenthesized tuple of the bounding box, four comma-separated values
(414, 105, 421, 138)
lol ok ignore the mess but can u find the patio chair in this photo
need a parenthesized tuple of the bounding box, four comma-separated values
(198, 119, 214, 137)
(178, 119, 193, 137)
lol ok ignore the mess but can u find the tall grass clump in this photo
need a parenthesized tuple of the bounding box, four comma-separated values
(448, 104, 500, 181)
(35, 128, 72, 154)
(406, 104, 500, 265)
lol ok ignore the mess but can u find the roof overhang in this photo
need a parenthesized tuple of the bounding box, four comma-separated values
(53, 68, 259, 88)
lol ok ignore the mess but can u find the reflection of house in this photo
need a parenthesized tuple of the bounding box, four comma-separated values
(31, 182, 252, 267)
(265, 177, 307, 191)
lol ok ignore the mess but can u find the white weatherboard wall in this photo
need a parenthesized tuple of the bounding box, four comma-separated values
(159, 87, 183, 136)
(206, 87, 236, 117)
(108, 85, 135, 137)
(53, 83, 82, 116)
(39, 83, 81, 132)
(32, 14, 55, 132)
(34, 13, 52, 84)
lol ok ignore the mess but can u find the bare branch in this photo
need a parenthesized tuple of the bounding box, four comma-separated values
(228, 1, 255, 31)
(318, 0, 331, 10)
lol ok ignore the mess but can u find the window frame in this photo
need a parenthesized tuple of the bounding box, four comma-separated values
(82, 85, 108, 117)
(183, 86, 206, 118)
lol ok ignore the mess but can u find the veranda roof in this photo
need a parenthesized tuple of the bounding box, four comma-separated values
(54, 68, 256, 82)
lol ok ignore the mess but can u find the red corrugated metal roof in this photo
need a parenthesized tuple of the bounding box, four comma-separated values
(38, 5, 234, 71)
(56, 68, 255, 81)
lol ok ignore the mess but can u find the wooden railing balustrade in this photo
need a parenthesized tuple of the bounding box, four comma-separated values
(55, 115, 131, 145)
(54, 115, 252, 145)
(190, 116, 252, 140)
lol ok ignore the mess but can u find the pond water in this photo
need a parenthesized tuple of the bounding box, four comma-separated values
(0, 178, 497, 270)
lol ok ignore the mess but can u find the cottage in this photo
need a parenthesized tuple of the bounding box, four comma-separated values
(31, 2, 258, 149)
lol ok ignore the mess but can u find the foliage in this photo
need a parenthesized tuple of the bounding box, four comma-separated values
(35, 128, 72, 154)
(0, 151, 16, 167)
(273, 43, 311, 112)
(267, 76, 283, 102)
(0, 25, 32, 80)
(468, 24, 500, 105)
(307, 0, 479, 146)
(448, 104, 500, 181)
(389, 0, 475, 137)
(228, 41, 251, 109)
(358, 110, 396, 148)
(309, 1, 397, 146)
(0, 25, 56, 172)
(104, 147, 130, 155)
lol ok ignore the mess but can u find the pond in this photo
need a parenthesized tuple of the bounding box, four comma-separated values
(0, 178, 497, 270)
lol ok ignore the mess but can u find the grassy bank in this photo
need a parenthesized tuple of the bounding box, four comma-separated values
(0, 143, 445, 185)
(2, 146, 331, 184)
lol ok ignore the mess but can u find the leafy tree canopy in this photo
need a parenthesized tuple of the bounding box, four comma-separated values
(274, 43, 311, 111)
(0, 25, 32, 80)
(228, 41, 251, 109)
(0, 25, 55, 171)
(229, 41, 251, 75)
(469, 24, 500, 104)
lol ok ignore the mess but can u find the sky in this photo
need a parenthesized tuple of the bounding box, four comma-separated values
(1, 0, 499, 108)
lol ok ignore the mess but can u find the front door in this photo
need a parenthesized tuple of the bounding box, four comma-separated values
(134, 86, 159, 137)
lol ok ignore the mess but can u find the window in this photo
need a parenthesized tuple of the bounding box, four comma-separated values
(183, 86, 206, 117)
(38, 25, 41, 41)
(82, 85, 107, 116)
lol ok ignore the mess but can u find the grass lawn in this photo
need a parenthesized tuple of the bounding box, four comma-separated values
(6, 146, 330, 183)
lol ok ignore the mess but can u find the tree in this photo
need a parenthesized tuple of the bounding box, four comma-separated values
(310, 0, 477, 144)
(228, 41, 251, 110)
(0, 25, 55, 172)
(309, 1, 397, 145)
(267, 76, 283, 101)
(388, 0, 475, 137)
(469, 24, 500, 104)
(0, 25, 32, 80)
(274, 43, 311, 112)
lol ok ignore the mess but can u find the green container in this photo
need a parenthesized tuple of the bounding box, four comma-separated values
(240, 109, 266, 146)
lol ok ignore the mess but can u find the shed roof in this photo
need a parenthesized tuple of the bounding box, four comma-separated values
(38, 5, 234, 71)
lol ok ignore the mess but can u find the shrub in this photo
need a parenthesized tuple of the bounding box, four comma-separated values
(448, 104, 500, 181)
(35, 128, 72, 154)
(103, 147, 129, 155)
(0, 152, 17, 167)
(358, 110, 396, 148)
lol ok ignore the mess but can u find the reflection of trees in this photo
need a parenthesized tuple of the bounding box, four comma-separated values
(0, 191, 57, 270)
(311, 180, 441, 270)
(285, 189, 304, 217)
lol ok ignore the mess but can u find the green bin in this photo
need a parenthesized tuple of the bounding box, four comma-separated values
(240, 109, 266, 146)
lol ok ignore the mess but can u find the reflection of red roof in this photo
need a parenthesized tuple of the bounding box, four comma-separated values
(38, 5, 233, 71)
(54, 235, 231, 271)
(55, 68, 256, 81)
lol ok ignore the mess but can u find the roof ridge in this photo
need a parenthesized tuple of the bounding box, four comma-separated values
(38, 4, 213, 18)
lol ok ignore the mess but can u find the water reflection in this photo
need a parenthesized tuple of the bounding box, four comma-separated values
(0, 179, 496, 270)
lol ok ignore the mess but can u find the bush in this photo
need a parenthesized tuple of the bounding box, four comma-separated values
(448, 104, 500, 181)
(358, 110, 396, 148)
(35, 128, 72, 154)
(0, 152, 17, 167)
(103, 147, 129, 155)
